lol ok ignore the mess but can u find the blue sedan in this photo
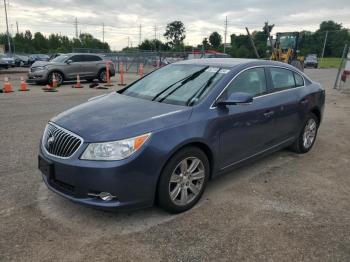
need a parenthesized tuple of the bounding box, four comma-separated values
(38, 58, 325, 213)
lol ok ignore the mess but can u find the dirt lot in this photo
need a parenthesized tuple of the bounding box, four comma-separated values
(0, 69, 349, 262)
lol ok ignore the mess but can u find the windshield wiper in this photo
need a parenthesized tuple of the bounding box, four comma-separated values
(151, 66, 209, 102)
(186, 68, 221, 106)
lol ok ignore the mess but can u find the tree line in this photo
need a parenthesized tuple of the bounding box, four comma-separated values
(1, 20, 349, 57)
(0, 31, 110, 54)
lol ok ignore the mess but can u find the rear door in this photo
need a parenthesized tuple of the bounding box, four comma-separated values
(82, 55, 103, 78)
(265, 66, 302, 143)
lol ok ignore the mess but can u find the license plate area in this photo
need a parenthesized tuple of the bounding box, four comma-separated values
(38, 155, 54, 178)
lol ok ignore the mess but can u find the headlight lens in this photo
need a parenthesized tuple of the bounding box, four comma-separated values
(33, 66, 47, 71)
(81, 133, 151, 160)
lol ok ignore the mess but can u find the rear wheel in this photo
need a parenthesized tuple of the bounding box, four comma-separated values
(290, 113, 319, 154)
(157, 147, 209, 213)
(98, 69, 107, 83)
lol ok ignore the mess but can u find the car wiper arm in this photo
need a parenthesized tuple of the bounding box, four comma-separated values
(186, 68, 221, 106)
(151, 66, 209, 102)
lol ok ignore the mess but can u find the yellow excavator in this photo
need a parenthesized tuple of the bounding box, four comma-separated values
(269, 32, 305, 71)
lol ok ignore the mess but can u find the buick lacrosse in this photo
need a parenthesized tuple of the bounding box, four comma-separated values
(38, 58, 325, 213)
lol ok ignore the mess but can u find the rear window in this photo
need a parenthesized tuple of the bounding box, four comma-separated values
(270, 67, 296, 90)
(294, 73, 304, 87)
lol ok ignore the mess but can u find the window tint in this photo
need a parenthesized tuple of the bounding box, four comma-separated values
(294, 72, 304, 87)
(84, 55, 102, 62)
(270, 67, 295, 90)
(70, 55, 84, 62)
(226, 68, 267, 97)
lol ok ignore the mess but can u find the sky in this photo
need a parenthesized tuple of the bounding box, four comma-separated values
(1, 0, 350, 50)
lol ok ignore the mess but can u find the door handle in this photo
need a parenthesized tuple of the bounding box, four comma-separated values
(263, 110, 274, 118)
(300, 99, 308, 105)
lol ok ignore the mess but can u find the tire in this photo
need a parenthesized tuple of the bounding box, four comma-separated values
(290, 113, 319, 154)
(98, 69, 107, 83)
(157, 147, 210, 213)
(47, 71, 63, 86)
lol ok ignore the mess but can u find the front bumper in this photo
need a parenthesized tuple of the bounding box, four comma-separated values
(27, 69, 49, 83)
(38, 143, 161, 211)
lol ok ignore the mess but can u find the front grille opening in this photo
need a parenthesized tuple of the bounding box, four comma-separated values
(42, 123, 82, 158)
(52, 178, 75, 194)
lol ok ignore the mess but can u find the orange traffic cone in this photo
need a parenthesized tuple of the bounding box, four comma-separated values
(139, 63, 144, 78)
(118, 63, 126, 86)
(3, 77, 14, 93)
(52, 74, 58, 88)
(72, 74, 83, 88)
(19, 77, 30, 91)
(104, 62, 114, 87)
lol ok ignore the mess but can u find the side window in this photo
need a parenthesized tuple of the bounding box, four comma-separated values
(294, 72, 304, 87)
(84, 55, 102, 62)
(270, 67, 295, 90)
(226, 68, 267, 97)
(70, 55, 84, 62)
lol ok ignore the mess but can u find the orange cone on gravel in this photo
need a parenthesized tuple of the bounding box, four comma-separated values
(19, 77, 30, 91)
(3, 77, 14, 93)
(52, 74, 58, 88)
(72, 74, 83, 88)
(118, 63, 126, 86)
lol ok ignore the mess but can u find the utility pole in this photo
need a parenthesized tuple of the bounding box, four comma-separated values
(102, 23, 105, 42)
(246, 27, 260, 59)
(3, 0, 11, 53)
(320, 31, 328, 65)
(153, 24, 157, 51)
(139, 24, 142, 46)
(74, 17, 78, 38)
(16, 21, 19, 35)
(127, 36, 130, 48)
(224, 16, 228, 54)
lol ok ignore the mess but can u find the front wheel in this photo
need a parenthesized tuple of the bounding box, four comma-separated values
(47, 71, 63, 86)
(157, 147, 209, 213)
(98, 69, 107, 83)
(290, 113, 319, 154)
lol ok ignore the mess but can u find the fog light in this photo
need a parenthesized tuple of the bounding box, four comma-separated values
(88, 192, 116, 201)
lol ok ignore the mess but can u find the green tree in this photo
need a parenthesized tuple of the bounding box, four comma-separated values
(202, 37, 210, 50)
(209, 32, 222, 49)
(164, 21, 186, 50)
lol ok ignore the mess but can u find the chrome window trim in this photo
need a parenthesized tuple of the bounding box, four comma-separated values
(210, 65, 306, 109)
(41, 122, 84, 160)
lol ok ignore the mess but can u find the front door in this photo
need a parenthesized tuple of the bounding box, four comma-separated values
(214, 67, 277, 169)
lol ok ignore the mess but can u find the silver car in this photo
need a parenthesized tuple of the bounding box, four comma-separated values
(27, 53, 115, 85)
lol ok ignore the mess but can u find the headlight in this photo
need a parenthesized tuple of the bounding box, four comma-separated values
(81, 133, 151, 160)
(33, 66, 47, 71)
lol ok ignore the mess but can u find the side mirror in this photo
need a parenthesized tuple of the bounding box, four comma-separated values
(215, 92, 253, 107)
(66, 59, 73, 64)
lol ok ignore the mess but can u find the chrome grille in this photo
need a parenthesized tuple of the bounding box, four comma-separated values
(42, 123, 83, 158)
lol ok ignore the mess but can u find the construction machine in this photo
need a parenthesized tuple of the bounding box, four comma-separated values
(269, 32, 305, 71)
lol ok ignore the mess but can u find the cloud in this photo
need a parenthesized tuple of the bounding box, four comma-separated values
(1, 0, 350, 50)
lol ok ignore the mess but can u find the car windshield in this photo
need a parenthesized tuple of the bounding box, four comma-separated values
(51, 55, 69, 63)
(279, 35, 296, 50)
(121, 64, 228, 106)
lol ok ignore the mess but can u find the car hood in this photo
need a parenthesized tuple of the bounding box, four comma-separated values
(51, 92, 192, 142)
(31, 61, 64, 67)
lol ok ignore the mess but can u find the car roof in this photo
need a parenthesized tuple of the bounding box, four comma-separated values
(174, 58, 297, 69)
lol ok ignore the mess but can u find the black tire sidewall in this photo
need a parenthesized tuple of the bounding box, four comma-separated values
(157, 147, 210, 213)
(98, 69, 107, 83)
(48, 72, 63, 85)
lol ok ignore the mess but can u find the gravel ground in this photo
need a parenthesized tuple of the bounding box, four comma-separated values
(0, 69, 349, 262)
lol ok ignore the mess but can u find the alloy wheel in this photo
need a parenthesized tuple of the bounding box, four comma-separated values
(169, 157, 205, 206)
(303, 118, 317, 149)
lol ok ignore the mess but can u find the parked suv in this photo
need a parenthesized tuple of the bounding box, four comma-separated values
(27, 53, 115, 85)
(305, 54, 318, 68)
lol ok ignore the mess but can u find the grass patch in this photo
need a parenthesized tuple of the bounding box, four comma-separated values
(318, 57, 344, 68)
